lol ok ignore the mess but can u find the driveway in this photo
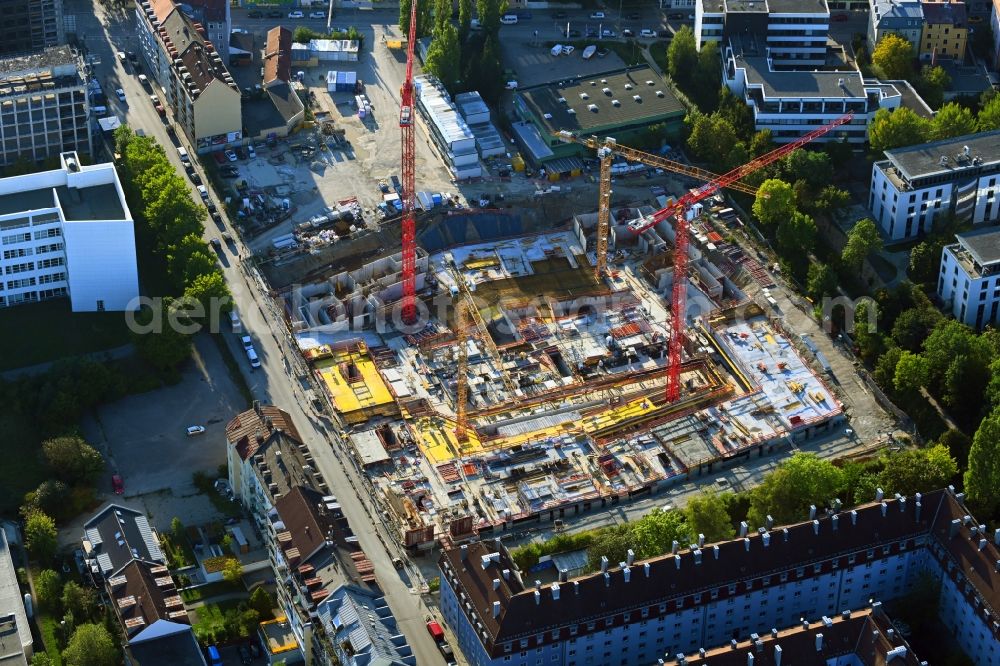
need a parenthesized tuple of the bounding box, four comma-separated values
(84, 334, 248, 508)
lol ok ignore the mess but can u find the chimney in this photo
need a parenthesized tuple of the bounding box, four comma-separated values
(604, 572, 611, 587)
(915, 492, 922, 504)
(552, 583, 560, 600)
(899, 497, 906, 513)
(979, 539, 988, 551)
(832, 515, 839, 531)
(915, 501, 922, 522)
(747, 653, 754, 666)
(881, 501, 888, 517)
(744, 537, 751, 551)
(815, 634, 823, 651)
(492, 578, 500, 590)
(672, 540, 680, 554)
(675, 554, 681, 569)
(762, 532, 771, 547)
(842, 610, 851, 620)
(627, 549, 635, 566)
(624, 567, 631, 582)
(774, 645, 782, 666)
(481, 555, 492, 569)
(850, 510, 857, 526)
(694, 548, 702, 564)
(644, 562, 651, 578)
(698, 534, 705, 548)
(813, 520, 820, 535)
(875, 488, 884, 502)
(574, 581, 580, 595)
(493, 600, 501, 617)
(950, 519, 961, 538)
(713, 545, 720, 560)
(461, 545, 468, 560)
(994, 560, 1000, 573)
(601, 556, 609, 573)
(503, 568, 510, 580)
(700, 649, 706, 658)
(809, 505, 817, 520)
(765, 515, 774, 529)
(782, 528, 789, 542)
(535, 580, 542, 590)
(740, 522, 749, 537)
(558, 569, 568, 583)
(994, 529, 1000, 546)
(801, 618, 809, 629)
(534, 590, 541, 605)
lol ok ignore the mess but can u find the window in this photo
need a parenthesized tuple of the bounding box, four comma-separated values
(1, 232, 31, 244)
(3, 247, 31, 259)
(33, 228, 60, 240)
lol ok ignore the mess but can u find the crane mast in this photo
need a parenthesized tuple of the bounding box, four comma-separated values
(399, 0, 419, 324)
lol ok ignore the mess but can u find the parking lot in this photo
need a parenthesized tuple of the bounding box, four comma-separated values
(83, 334, 247, 529)
(219, 23, 461, 254)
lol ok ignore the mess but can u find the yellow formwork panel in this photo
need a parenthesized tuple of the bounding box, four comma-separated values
(315, 349, 394, 418)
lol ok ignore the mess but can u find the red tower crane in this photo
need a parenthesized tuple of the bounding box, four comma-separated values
(399, 0, 419, 324)
(637, 113, 855, 403)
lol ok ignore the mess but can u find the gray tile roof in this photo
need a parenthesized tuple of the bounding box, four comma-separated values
(83, 504, 164, 577)
(318, 585, 416, 666)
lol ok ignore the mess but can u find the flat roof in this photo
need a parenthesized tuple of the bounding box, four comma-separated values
(884, 130, 1000, 180)
(519, 66, 684, 137)
(350, 430, 391, 466)
(57, 183, 126, 221)
(0, 531, 30, 663)
(724, 0, 828, 12)
(0, 188, 57, 216)
(0, 45, 77, 77)
(956, 226, 1000, 267)
(734, 49, 867, 98)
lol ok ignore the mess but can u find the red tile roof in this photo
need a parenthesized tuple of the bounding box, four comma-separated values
(264, 26, 292, 85)
(226, 403, 301, 460)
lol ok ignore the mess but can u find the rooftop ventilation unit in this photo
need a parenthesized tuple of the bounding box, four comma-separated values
(557, 96, 567, 103)
(625, 83, 633, 90)
(543, 113, 553, 119)
(633, 94, 642, 102)
(602, 87, 611, 95)
(612, 99, 620, 106)
(567, 108, 576, 114)
(656, 90, 665, 97)
(580, 92, 589, 99)
(588, 104, 598, 112)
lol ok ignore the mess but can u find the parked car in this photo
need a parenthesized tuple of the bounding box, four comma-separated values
(309, 10, 325, 18)
(601, 28, 615, 37)
(590, 11, 605, 19)
(288, 10, 303, 18)
(206, 201, 217, 214)
(197, 185, 208, 200)
(186, 425, 206, 436)
(622, 28, 634, 37)
(247, 144, 256, 159)
(241, 335, 253, 350)
(111, 474, 124, 495)
(115, 88, 127, 102)
(247, 347, 261, 369)
(117, 51, 127, 64)
(235, 147, 247, 160)
(247, 9, 262, 17)
(189, 171, 202, 185)
(640, 29, 656, 38)
(220, 168, 239, 179)
(658, 29, 672, 37)
(210, 237, 222, 251)
(211, 211, 223, 226)
(225, 149, 238, 162)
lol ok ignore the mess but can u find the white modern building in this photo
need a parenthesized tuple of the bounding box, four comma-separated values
(696, 0, 830, 66)
(0, 526, 32, 665)
(0, 151, 138, 311)
(870, 130, 1000, 241)
(939, 227, 1000, 329)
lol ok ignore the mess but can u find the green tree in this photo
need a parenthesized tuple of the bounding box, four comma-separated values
(890, 307, 942, 352)
(824, 137, 853, 168)
(686, 113, 739, 171)
(943, 353, 991, 426)
(62, 624, 118, 666)
(868, 107, 929, 155)
(24, 480, 70, 519)
(475, 0, 505, 35)
(938, 428, 973, 469)
(873, 346, 903, 389)
(965, 408, 1000, 514)
(586, 524, 633, 571)
(35, 569, 63, 611)
(893, 350, 929, 395)
(747, 453, 844, 527)
(629, 508, 688, 559)
(748, 129, 773, 157)
(684, 491, 735, 543)
(806, 262, 838, 301)
(400, 0, 433, 37)
(693, 41, 722, 110)
(183, 270, 231, 314)
(433, 0, 450, 34)
(249, 587, 274, 619)
(878, 444, 958, 496)
(31, 654, 54, 666)
(921, 319, 984, 394)
(928, 102, 977, 141)
(841, 218, 882, 271)
(171, 517, 185, 541)
(24, 511, 58, 562)
(61, 581, 98, 621)
(716, 87, 755, 137)
(41, 436, 104, 486)
(130, 300, 194, 371)
(781, 150, 832, 189)
(979, 93, 1000, 131)
(812, 185, 850, 213)
(222, 558, 244, 584)
(458, 0, 473, 42)
(776, 211, 817, 278)
(917, 65, 950, 109)
(872, 33, 913, 80)
(667, 25, 698, 89)
(425, 22, 462, 89)
(908, 238, 947, 285)
(752, 179, 796, 228)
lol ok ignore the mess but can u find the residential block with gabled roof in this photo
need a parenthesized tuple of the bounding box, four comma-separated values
(82, 503, 165, 580)
(439, 487, 1000, 666)
(134, 0, 241, 151)
(315, 584, 416, 666)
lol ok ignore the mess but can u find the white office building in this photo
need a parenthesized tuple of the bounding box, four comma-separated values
(870, 130, 1000, 241)
(696, 0, 830, 66)
(939, 227, 1000, 329)
(0, 151, 138, 311)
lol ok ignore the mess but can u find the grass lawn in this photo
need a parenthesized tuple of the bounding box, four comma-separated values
(161, 532, 197, 569)
(0, 299, 131, 371)
(37, 613, 63, 665)
(180, 580, 241, 603)
(0, 413, 45, 514)
(649, 40, 670, 73)
(191, 598, 253, 644)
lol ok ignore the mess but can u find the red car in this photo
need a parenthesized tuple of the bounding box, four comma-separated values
(832, 12, 850, 21)
(111, 474, 125, 495)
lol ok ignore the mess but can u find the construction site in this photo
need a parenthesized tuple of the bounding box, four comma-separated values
(268, 35, 856, 551)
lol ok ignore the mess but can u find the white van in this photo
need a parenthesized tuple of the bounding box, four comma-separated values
(551, 44, 563, 56)
(229, 310, 242, 333)
(500, 14, 518, 24)
(177, 146, 189, 163)
(246, 347, 261, 369)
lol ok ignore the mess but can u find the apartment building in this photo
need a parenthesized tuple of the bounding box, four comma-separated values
(938, 227, 1000, 328)
(178, 0, 230, 64)
(869, 130, 1000, 240)
(135, 0, 241, 152)
(919, 0, 968, 60)
(81, 503, 165, 581)
(0, 151, 139, 311)
(0, 46, 91, 167)
(0, 0, 64, 57)
(695, 0, 831, 67)
(225, 402, 306, 514)
(867, 0, 923, 53)
(0, 528, 32, 665)
(315, 585, 416, 666)
(439, 487, 1000, 666)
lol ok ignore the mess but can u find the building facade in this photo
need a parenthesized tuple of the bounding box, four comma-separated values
(867, 0, 923, 53)
(0, 527, 32, 665)
(919, 0, 968, 60)
(869, 130, 1000, 240)
(0, 0, 64, 57)
(0, 151, 139, 311)
(938, 227, 1000, 328)
(0, 46, 91, 167)
(696, 0, 831, 67)
(178, 0, 230, 64)
(135, 0, 241, 152)
(439, 488, 1000, 666)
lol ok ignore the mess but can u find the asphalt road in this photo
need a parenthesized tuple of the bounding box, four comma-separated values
(72, 1, 448, 662)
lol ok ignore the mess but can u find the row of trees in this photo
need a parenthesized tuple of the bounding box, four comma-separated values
(666, 26, 722, 111)
(869, 95, 1000, 155)
(514, 449, 959, 574)
(114, 126, 231, 373)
